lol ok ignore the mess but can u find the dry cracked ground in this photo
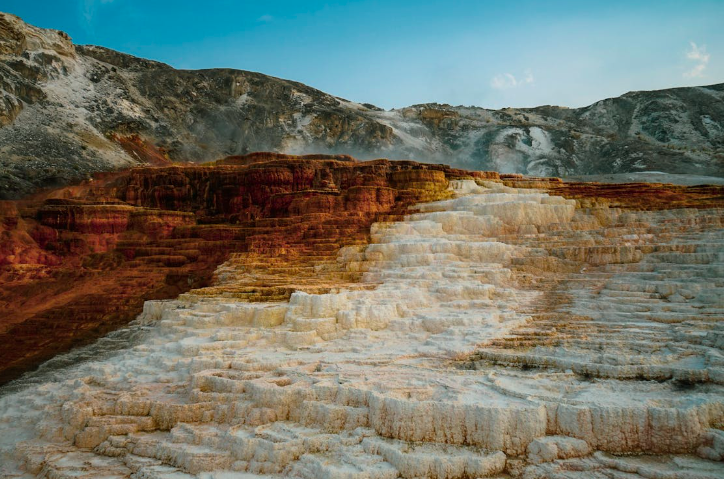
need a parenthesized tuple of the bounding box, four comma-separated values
(0, 177, 723, 479)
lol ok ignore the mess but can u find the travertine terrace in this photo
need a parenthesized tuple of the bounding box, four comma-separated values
(0, 155, 480, 383)
(1, 171, 723, 478)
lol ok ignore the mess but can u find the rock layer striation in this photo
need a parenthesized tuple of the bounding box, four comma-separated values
(0, 175, 723, 478)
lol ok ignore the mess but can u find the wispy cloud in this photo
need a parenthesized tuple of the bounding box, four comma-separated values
(81, 0, 115, 31)
(490, 70, 534, 90)
(684, 41, 710, 78)
(257, 14, 274, 23)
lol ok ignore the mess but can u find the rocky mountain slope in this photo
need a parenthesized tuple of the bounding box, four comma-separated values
(1, 11, 724, 200)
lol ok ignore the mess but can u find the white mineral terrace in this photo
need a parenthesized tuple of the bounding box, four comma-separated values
(1, 180, 724, 478)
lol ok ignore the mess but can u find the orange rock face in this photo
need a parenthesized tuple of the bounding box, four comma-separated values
(0, 155, 481, 384)
(505, 177, 724, 210)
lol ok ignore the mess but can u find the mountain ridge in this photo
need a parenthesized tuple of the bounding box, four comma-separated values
(1, 11, 723, 199)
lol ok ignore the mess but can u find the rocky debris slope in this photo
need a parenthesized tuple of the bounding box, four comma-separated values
(0, 178, 723, 478)
(2, 11, 723, 198)
(0, 155, 486, 384)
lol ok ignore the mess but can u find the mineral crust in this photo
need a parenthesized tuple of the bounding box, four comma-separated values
(1, 170, 723, 478)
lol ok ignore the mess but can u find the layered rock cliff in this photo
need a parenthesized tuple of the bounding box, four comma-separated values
(0, 162, 723, 478)
(2, 11, 723, 199)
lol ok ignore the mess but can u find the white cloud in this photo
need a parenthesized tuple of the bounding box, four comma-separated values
(491, 70, 534, 90)
(257, 14, 274, 23)
(684, 42, 710, 78)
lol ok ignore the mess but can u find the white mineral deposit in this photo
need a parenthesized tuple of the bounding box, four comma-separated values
(1, 180, 723, 478)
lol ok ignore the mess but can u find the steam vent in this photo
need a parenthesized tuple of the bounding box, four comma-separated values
(0, 153, 721, 478)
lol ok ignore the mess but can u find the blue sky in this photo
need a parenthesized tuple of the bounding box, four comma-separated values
(3, 0, 723, 109)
